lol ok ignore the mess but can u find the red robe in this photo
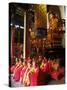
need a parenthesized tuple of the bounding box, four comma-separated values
(11, 65, 15, 74)
(51, 71, 60, 80)
(20, 66, 27, 83)
(59, 67, 64, 74)
(29, 67, 39, 86)
(10, 62, 18, 74)
(47, 61, 53, 74)
(13, 65, 23, 81)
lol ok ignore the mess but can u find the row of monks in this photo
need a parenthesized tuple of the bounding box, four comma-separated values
(10, 56, 64, 86)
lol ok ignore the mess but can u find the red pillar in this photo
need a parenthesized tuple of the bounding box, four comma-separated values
(11, 28, 15, 65)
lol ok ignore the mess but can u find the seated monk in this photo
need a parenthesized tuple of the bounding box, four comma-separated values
(40, 59, 49, 73)
(13, 59, 23, 81)
(20, 60, 27, 83)
(51, 59, 60, 80)
(29, 61, 39, 86)
(23, 62, 31, 86)
(47, 58, 53, 74)
(52, 59, 59, 71)
(11, 58, 18, 74)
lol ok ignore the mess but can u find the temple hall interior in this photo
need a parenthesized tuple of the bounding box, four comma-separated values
(9, 3, 65, 87)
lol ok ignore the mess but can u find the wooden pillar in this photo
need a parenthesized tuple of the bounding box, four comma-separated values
(23, 12, 26, 59)
(26, 11, 31, 58)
